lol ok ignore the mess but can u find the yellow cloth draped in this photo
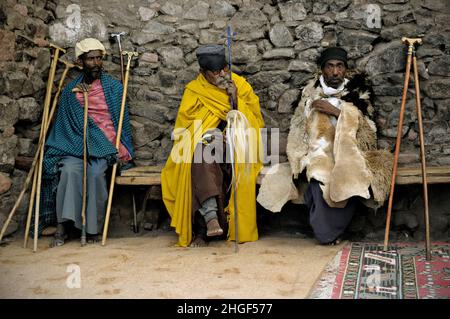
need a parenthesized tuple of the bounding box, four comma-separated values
(161, 72, 264, 247)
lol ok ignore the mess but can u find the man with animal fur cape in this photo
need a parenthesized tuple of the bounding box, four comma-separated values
(161, 44, 265, 247)
(258, 47, 393, 245)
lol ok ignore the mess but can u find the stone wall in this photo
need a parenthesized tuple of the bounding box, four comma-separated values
(0, 0, 449, 239)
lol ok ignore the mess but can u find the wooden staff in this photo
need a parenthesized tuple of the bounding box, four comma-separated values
(23, 58, 79, 248)
(0, 44, 65, 247)
(71, 84, 90, 246)
(383, 37, 431, 260)
(102, 51, 138, 246)
(226, 25, 239, 253)
(33, 44, 66, 252)
(412, 44, 431, 261)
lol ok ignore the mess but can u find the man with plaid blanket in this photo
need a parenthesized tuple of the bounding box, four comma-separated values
(37, 38, 135, 247)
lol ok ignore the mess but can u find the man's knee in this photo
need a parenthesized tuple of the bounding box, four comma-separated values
(60, 160, 82, 178)
(88, 159, 108, 179)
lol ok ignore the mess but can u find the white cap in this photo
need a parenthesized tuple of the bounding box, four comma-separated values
(75, 38, 106, 59)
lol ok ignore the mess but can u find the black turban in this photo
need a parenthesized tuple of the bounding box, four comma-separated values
(318, 47, 348, 68)
(196, 44, 227, 72)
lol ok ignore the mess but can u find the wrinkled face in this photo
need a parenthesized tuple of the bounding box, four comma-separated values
(202, 66, 230, 89)
(81, 50, 104, 80)
(322, 59, 347, 89)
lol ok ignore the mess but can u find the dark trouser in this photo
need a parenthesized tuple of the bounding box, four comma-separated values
(304, 180, 357, 244)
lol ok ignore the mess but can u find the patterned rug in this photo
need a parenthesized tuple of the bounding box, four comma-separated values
(309, 242, 450, 299)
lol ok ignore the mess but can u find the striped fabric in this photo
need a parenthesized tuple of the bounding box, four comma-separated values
(32, 72, 135, 235)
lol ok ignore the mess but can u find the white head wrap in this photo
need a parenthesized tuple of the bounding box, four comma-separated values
(75, 38, 106, 59)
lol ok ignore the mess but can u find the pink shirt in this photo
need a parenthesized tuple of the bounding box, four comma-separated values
(76, 80, 131, 161)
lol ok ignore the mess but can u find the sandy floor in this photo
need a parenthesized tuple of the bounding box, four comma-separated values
(0, 231, 343, 299)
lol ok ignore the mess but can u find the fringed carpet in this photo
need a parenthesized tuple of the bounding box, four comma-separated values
(308, 242, 450, 299)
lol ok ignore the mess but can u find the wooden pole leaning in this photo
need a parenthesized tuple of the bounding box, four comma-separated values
(23, 58, 79, 248)
(102, 51, 138, 246)
(0, 44, 65, 247)
(33, 44, 66, 252)
(71, 84, 90, 247)
(412, 44, 431, 261)
(383, 38, 431, 260)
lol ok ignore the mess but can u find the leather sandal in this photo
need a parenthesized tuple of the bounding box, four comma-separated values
(49, 224, 68, 248)
(206, 218, 223, 237)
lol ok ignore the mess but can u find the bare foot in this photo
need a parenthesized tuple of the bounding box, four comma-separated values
(190, 236, 208, 248)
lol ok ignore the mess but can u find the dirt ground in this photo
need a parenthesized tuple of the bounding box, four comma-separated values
(0, 231, 343, 299)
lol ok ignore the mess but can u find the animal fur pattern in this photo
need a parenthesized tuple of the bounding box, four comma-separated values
(285, 74, 393, 208)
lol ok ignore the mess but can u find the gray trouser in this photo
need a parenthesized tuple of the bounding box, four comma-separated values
(56, 156, 108, 235)
(198, 197, 218, 223)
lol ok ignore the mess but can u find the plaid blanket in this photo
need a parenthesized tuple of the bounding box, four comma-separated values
(32, 72, 135, 235)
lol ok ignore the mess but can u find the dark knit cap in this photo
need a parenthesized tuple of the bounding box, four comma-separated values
(318, 47, 348, 68)
(196, 44, 227, 71)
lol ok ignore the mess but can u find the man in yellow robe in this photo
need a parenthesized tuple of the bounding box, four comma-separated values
(161, 44, 265, 247)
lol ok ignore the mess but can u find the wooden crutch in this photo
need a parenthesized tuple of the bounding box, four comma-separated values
(0, 44, 65, 248)
(102, 51, 138, 246)
(71, 84, 90, 246)
(23, 58, 80, 248)
(33, 44, 66, 252)
(383, 37, 431, 261)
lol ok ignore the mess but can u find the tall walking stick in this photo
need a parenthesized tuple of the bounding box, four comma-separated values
(225, 26, 249, 253)
(110, 32, 126, 83)
(102, 51, 138, 246)
(24, 58, 79, 248)
(0, 44, 65, 248)
(33, 44, 66, 252)
(383, 37, 431, 260)
(72, 84, 90, 246)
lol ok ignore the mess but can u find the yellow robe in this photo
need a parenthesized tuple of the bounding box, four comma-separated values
(161, 72, 265, 247)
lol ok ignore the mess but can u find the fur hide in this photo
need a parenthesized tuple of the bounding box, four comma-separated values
(257, 74, 393, 212)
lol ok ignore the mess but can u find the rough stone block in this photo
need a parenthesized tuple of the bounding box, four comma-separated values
(424, 79, 450, 99)
(0, 134, 18, 173)
(0, 172, 12, 195)
(278, 2, 307, 22)
(269, 23, 293, 48)
(138, 7, 157, 21)
(278, 89, 299, 114)
(18, 98, 41, 122)
(183, 1, 209, 21)
(0, 30, 15, 62)
(263, 48, 295, 59)
(211, 0, 236, 17)
(156, 47, 186, 70)
(0, 96, 19, 128)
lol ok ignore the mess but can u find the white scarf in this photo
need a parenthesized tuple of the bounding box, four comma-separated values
(319, 75, 349, 126)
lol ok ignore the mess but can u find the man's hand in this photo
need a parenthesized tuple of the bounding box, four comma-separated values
(311, 99, 341, 117)
(225, 79, 238, 107)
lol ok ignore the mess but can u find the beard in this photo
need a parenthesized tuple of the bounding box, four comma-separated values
(215, 73, 231, 90)
(83, 66, 103, 83)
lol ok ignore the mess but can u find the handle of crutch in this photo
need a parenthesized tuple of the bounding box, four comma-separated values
(402, 37, 422, 54)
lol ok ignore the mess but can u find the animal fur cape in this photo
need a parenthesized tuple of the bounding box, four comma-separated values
(257, 74, 393, 212)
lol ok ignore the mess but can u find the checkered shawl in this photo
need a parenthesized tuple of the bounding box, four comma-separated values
(32, 72, 135, 235)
